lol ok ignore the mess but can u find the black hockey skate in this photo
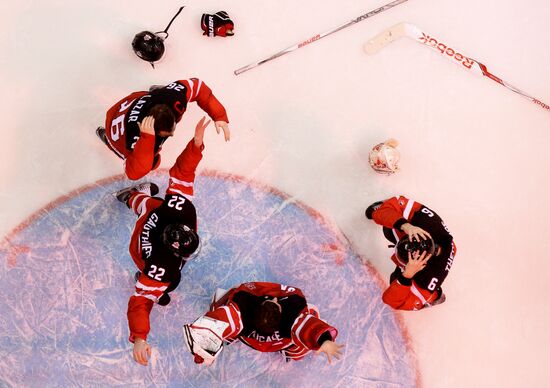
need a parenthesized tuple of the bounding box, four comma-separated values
(96, 126, 109, 146)
(365, 201, 384, 220)
(431, 290, 446, 307)
(115, 182, 159, 207)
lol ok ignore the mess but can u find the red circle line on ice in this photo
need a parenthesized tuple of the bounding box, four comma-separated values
(0, 169, 420, 387)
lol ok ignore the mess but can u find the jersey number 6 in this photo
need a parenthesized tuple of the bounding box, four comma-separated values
(427, 277, 439, 291)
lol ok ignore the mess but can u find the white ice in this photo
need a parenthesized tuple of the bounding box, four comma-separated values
(1, 0, 549, 387)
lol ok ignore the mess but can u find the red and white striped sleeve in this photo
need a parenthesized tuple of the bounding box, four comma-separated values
(291, 307, 338, 351)
(127, 274, 170, 342)
(177, 78, 229, 122)
(166, 139, 204, 200)
(204, 301, 243, 340)
(372, 195, 423, 230)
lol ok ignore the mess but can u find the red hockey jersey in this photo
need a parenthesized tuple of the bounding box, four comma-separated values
(104, 78, 228, 180)
(206, 282, 338, 361)
(372, 196, 457, 311)
(125, 139, 204, 342)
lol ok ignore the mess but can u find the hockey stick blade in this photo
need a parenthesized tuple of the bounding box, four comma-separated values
(365, 23, 550, 112)
(234, 0, 410, 76)
(363, 22, 408, 55)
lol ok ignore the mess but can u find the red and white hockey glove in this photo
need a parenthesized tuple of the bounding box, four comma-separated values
(201, 11, 234, 37)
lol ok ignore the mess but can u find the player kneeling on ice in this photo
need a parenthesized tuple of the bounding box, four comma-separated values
(115, 117, 211, 366)
(365, 196, 457, 310)
(183, 282, 344, 365)
(96, 78, 230, 180)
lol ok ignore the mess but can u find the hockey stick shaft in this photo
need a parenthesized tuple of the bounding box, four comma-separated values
(234, 0, 409, 76)
(366, 23, 550, 111)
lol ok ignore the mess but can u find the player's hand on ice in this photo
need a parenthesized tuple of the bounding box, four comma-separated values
(133, 338, 152, 366)
(400, 223, 431, 242)
(316, 341, 344, 364)
(139, 116, 156, 136)
(194, 116, 211, 147)
(214, 121, 230, 141)
(403, 250, 432, 278)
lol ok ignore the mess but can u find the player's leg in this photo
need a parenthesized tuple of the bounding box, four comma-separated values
(115, 182, 160, 215)
(365, 201, 397, 243)
(365, 201, 383, 219)
(95, 126, 125, 160)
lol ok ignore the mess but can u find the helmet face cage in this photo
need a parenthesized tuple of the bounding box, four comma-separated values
(395, 235, 436, 264)
(162, 224, 200, 258)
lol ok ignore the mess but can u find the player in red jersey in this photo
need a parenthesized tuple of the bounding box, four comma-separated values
(183, 282, 344, 365)
(114, 116, 212, 366)
(97, 78, 230, 180)
(365, 195, 457, 311)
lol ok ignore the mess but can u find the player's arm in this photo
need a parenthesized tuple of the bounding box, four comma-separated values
(165, 117, 209, 199)
(372, 196, 412, 228)
(372, 196, 431, 241)
(284, 307, 343, 364)
(204, 301, 243, 339)
(178, 78, 230, 141)
(291, 311, 339, 353)
(127, 273, 170, 365)
(124, 116, 156, 180)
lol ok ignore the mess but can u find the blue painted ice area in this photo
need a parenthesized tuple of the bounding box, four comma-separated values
(0, 171, 416, 387)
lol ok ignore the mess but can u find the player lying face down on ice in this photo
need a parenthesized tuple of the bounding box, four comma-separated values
(183, 282, 344, 365)
(114, 116, 212, 366)
(96, 78, 230, 180)
(365, 195, 457, 310)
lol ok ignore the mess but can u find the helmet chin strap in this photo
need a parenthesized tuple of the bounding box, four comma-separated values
(157, 6, 185, 39)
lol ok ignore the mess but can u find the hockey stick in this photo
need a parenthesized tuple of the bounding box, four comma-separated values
(233, 0, 410, 76)
(364, 23, 550, 111)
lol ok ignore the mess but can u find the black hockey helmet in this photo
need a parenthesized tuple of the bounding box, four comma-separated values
(132, 31, 166, 64)
(162, 224, 200, 258)
(395, 235, 436, 264)
(131, 7, 185, 67)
